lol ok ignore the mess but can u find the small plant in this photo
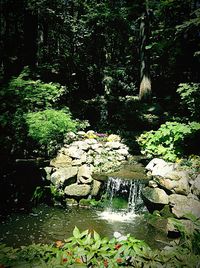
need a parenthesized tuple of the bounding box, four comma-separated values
(177, 83, 200, 120)
(0, 226, 200, 267)
(137, 121, 200, 161)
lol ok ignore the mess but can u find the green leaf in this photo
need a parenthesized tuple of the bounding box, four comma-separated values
(73, 226, 81, 239)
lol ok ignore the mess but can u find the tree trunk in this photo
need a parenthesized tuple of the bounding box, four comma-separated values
(24, 9, 38, 67)
(139, 0, 151, 101)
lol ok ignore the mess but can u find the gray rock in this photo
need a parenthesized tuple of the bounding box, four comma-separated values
(71, 159, 83, 166)
(149, 180, 158, 188)
(50, 166, 78, 186)
(191, 174, 200, 198)
(156, 176, 190, 195)
(166, 170, 190, 181)
(156, 177, 176, 192)
(116, 148, 129, 156)
(91, 143, 101, 150)
(72, 141, 90, 151)
(44, 167, 53, 181)
(84, 138, 97, 145)
(142, 187, 169, 205)
(146, 158, 175, 177)
(85, 155, 94, 164)
(64, 183, 91, 197)
(66, 146, 84, 159)
(169, 194, 200, 218)
(91, 180, 102, 196)
(105, 142, 121, 149)
(173, 177, 190, 195)
(50, 153, 72, 168)
(77, 164, 93, 184)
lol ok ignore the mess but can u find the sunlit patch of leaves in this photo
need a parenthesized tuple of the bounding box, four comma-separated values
(0, 225, 199, 267)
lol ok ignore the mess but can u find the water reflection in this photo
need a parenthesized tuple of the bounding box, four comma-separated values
(0, 204, 171, 249)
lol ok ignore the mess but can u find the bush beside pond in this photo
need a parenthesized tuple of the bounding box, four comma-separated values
(0, 226, 200, 268)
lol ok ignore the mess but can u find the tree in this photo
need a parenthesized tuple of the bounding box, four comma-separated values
(139, 0, 151, 101)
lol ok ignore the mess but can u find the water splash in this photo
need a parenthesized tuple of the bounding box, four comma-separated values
(99, 177, 144, 222)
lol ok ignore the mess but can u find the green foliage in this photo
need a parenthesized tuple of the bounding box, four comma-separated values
(177, 83, 200, 120)
(7, 68, 65, 112)
(0, 69, 87, 157)
(137, 121, 200, 161)
(0, 226, 199, 267)
(26, 109, 78, 147)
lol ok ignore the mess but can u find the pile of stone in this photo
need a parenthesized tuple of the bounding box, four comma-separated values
(142, 158, 200, 219)
(44, 131, 130, 203)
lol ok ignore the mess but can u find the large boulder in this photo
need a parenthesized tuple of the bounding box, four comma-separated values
(169, 194, 200, 219)
(77, 164, 93, 184)
(165, 170, 190, 181)
(64, 183, 91, 197)
(146, 158, 176, 177)
(142, 187, 169, 212)
(50, 153, 72, 168)
(191, 174, 200, 198)
(50, 166, 78, 186)
(156, 176, 190, 195)
(64, 146, 85, 159)
(91, 180, 102, 196)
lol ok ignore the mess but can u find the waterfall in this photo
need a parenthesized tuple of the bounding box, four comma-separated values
(105, 177, 143, 214)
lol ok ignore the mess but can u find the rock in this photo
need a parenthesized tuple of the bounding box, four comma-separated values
(63, 132, 77, 144)
(43, 167, 53, 180)
(117, 148, 129, 156)
(191, 174, 200, 198)
(169, 194, 200, 218)
(156, 176, 190, 195)
(65, 198, 78, 206)
(65, 146, 84, 159)
(149, 180, 158, 188)
(146, 158, 175, 177)
(50, 153, 72, 167)
(91, 143, 101, 150)
(156, 177, 176, 192)
(142, 187, 169, 205)
(86, 155, 94, 164)
(50, 166, 78, 186)
(84, 138, 97, 145)
(146, 158, 166, 171)
(72, 141, 90, 151)
(105, 142, 121, 149)
(77, 164, 93, 184)
(107, 134, 121, 142)
(77, 131, 86, 137)
(64, 183, 91, 197)
(173, 177, 190, 195)
(166, 170, 190, 181)
(91, 180, 102, 196)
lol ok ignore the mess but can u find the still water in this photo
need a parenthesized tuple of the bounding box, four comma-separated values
(0, 204, 171, 249)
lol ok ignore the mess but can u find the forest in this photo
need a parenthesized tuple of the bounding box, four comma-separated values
(0, 0, 200, 267)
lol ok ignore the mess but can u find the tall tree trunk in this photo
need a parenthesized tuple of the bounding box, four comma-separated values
(24, 9, 38, 67)
(139, 0, 151, 101)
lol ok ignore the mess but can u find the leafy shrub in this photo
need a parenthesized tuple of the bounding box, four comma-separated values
(26, 109, 79, 149)
(6, 68, 65, 112)
(0, 226, 199, 267)
(0, 69, 66, 156)
(137, 121, 200, 161)
(177, 83, 200, 120)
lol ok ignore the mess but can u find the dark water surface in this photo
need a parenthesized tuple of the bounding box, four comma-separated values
(0, 204, 172, 249)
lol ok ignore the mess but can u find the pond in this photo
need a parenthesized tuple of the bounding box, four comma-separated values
(0, 160, 175, 250)
(0, 203, 173, 249)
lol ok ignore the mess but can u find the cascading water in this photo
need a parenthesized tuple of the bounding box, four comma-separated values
(99, 177, 145, 222)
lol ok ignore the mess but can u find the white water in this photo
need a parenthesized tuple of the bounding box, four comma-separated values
(99, 177, 144, 222)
